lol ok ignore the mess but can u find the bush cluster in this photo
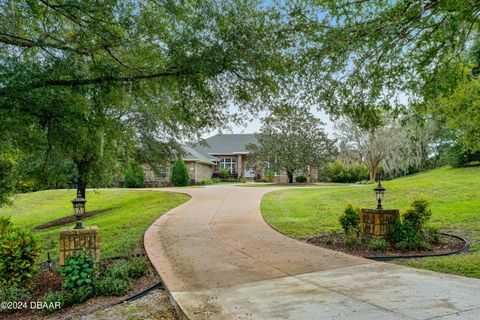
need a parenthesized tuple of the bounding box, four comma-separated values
(321, 161, 369, 183)
(338, 204, 360, 234)
(338, 198, 437, 252)
(0, 217, 41, 287)
(295, 175, 307, 183)
(219, 168, 230, 179)
(44, 256, 151, 313)
(124, 162, 145, 188)
(171, 160, 190, 186)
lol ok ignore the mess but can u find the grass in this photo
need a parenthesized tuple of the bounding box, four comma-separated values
(237, 182, 354, 187)
(0, 189, 190, 261)
(261, 166, 480, 278)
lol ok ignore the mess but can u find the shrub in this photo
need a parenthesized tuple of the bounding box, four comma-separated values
(0, 286, 30, 304)
(322, 161, 369, 183)
(264, 169, 275, 182)
(106, 257, 150, 280)
(219, 168, 230, 179)
(0, 219, 41, 287)
(211, 178, 222, 183)
(390, 220, 422, 251)
(60, 254, 97, 290)
(96, 276, 132, 297)
(64, 285, 95, 306)
(295, 175, 307, 183)
(41, 292, 65, 315)
(344, 229, 358, 248)
(125, 257, 150, 279)
(424, 227, 441, 245)
(0, 216, 11, 235)
(339, 204, 360, 233)
(239, 177, 247, 183)
(124, 162, 145, 188)
(197, 178, 213, 185)
(368, 238, 389, 251)
(171, 160, 190, 186)
(402, 198, 432, 232)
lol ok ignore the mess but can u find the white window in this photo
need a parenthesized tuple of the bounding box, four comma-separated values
(156, 166, 167, 178)
(220, 157, 237, 173)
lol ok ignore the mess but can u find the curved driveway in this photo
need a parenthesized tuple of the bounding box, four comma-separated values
(145, 185, 480, 320)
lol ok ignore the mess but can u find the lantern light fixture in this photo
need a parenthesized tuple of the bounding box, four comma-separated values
(374, 181, 386, 210)
(71, 191, 86, 229)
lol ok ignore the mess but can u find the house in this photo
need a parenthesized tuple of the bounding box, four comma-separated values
(144, 133, 318, 185)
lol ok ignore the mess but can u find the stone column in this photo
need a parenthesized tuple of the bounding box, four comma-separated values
(360, 209, 399, 237)
(60, 226, 100, 265)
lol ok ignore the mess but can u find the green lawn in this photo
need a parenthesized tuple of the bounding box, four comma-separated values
(261, 166, 480, 278)
(0, 189, 190, 261)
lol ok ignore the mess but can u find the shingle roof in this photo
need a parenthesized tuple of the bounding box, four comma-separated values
(182, 145, 216, 165)
(191, 134, 258, 157)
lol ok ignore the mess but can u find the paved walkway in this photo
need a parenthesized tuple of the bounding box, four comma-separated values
(144, 185, 480, 320)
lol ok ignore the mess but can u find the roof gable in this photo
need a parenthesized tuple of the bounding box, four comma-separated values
(191, 134, 258, 156)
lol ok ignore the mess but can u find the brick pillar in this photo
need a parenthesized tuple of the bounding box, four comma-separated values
(60, 226, 100, 265)
(360, 209, 399, 237)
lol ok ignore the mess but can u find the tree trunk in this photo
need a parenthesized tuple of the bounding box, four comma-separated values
(287, 170, 294, 184)
(369, 166, 377, 182)
(75, 160, 89, 199)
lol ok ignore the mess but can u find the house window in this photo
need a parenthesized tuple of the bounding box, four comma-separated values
(155, 166, 167, 179)
(219, 157, 237, 173)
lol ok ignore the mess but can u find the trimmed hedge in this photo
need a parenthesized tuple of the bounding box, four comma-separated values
(171, 160, 189, 186)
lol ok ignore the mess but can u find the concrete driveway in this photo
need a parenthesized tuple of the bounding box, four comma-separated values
(144, 185, 480, 320)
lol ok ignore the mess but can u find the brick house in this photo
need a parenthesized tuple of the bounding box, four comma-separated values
(144, 133, 318, 185)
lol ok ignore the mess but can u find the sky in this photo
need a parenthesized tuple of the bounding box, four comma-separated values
(204, 107, 336, 139)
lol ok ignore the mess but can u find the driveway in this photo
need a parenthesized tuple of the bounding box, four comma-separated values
(145, 185, 480, 319)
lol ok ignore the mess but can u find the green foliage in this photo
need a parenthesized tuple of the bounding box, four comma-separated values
(197, 178, 213, 185)
(402, 198, 432, 232)
(171, 160, 190, 187)
(0, 285, 30, 304)
(247, 107, 335, 184)
(424, 227, 441, 245)
(124, 162, 145, 188)
(124, 257, 150, 279)
(0, 156, 15, 207)
(239, 177, 247, 183)
(338, 204, 360, 233)
(322, 161, 369, 183)
(295, 175, 307, 183)
(344, 229, 358, 248)
(0, 216, 11, 235)
(219, 168, 230, 179)
(264, 169, 275, 182)
(41, 292, 65, 315)
(0, 218, 40, 287)
(65, 286, 95, 306)
(368, 238, 389, 251)
(60, 254, 97, 291)
(390, 220, 422, 251)
(96, 276, 133, 297)
(446, 143, 480, 168)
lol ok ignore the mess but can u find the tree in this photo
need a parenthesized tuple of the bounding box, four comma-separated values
(171, 160, 190, 187)
(0, 0, 311, 204)
(247, 105, 335, 183)
(335, 116, 404, 182)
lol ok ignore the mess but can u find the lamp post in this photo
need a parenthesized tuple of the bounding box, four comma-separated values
(71, 191, 86, 229)
(374, 181, 386, 209)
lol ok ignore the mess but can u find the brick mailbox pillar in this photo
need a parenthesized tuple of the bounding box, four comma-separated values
(60, 226, 100, 265)
(360, 209, 399, 237)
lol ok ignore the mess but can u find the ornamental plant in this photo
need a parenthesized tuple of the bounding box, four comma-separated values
(339, 204, 360, 233)
(60, 253, 97, 290)
(171, 160, 190, 186)
(0, 217, 41, 287)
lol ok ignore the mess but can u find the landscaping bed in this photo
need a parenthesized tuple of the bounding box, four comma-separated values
(1, 257, 176, 320)
(261, 166, 480, 278)
(306, 232, 466, 258)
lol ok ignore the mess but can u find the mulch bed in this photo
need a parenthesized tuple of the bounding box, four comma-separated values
(1, 258, 164, 320)
(34, 208, 114, 230)
(306, 232, 466, 258)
